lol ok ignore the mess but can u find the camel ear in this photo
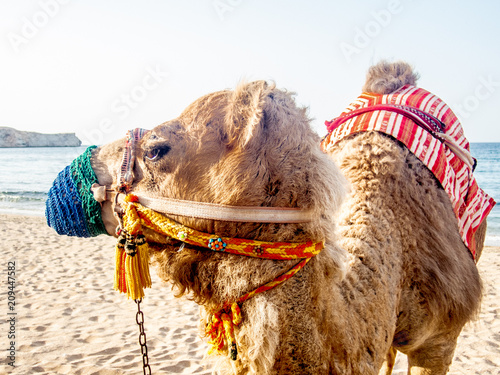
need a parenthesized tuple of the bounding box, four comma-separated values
(224, 80, 271, 148)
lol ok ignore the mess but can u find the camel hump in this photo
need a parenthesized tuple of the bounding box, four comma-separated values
(362, 60, 420, 95)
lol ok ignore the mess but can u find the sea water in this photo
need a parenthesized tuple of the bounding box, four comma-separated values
(0, 146, 87, 216)
(0, 144, 499, 246)
(470, 143, 500, 246)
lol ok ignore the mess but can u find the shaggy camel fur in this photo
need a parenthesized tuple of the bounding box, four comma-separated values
(91, 62, 486, 374)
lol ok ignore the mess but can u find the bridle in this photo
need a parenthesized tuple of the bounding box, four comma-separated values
(96, 128, 322, 362)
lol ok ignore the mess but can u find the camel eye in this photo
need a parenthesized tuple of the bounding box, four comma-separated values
(145, 145, 170, 161)
(146, 149, 160, 161)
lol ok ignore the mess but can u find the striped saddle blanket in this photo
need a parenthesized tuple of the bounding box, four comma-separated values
(320, 85, 495, 259)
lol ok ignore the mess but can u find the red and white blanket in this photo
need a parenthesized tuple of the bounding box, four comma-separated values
(320, 85, 495, 259)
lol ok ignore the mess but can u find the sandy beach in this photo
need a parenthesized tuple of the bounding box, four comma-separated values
(1, 213, 499, 375)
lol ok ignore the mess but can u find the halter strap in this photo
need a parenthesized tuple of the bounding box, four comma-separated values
(129, 194, 314, 223)
(324, 103, 475, 169)
(92, 187, 313, 224)
(117, 128, 149, 192)
(325, 104, 446, 134)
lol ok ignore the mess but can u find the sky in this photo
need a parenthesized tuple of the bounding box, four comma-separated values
(1, 0, 499, 145)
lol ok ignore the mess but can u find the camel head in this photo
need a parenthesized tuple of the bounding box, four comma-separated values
(46, 81, 347, 298)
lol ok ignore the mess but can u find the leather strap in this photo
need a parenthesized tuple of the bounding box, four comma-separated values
(92, 186, 313, 223)
(132, 194, 313, 223)
(95, 127, 313, 224)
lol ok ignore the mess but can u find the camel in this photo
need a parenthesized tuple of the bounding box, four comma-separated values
(47, 61, 491, 374)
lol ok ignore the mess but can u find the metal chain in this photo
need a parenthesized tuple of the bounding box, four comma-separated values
(135, 298, 152, 375)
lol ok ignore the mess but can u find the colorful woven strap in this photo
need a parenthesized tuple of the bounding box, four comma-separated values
(205, 258, 310, 360)
(115, 195, 324, 359)
(126, 198, 323, 260)
(237, 258, 310, 305)
(118, 128, 149, 192)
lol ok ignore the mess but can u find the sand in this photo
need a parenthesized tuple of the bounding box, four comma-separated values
(1, 213, 499, 375)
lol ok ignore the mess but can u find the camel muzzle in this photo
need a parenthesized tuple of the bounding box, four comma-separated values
(45, 145, 108, 237)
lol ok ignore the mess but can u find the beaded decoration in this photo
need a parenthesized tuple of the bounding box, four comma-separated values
(46, 146, 108, 237)
(115, 194, 324, 360)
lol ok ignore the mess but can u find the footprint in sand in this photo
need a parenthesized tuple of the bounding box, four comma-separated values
(90, 347, 121, 357)
(62, 307, 73, 316)
(65, 353, 84, 362)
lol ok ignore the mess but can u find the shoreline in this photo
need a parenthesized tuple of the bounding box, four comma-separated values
(1, 214, 499, 374)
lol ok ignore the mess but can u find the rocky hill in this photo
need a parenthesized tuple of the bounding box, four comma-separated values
(0, 127, 82, 147)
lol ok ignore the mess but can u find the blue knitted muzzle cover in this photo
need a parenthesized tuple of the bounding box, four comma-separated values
(46, 146, 108, 237)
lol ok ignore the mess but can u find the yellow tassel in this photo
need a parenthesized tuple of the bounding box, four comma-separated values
(126, 243, 151, 299)
(113, 199, 152, 300)
(114, 246, 127, 293)
(206, 303, 242, 360)
(113, 242, 151, 300)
